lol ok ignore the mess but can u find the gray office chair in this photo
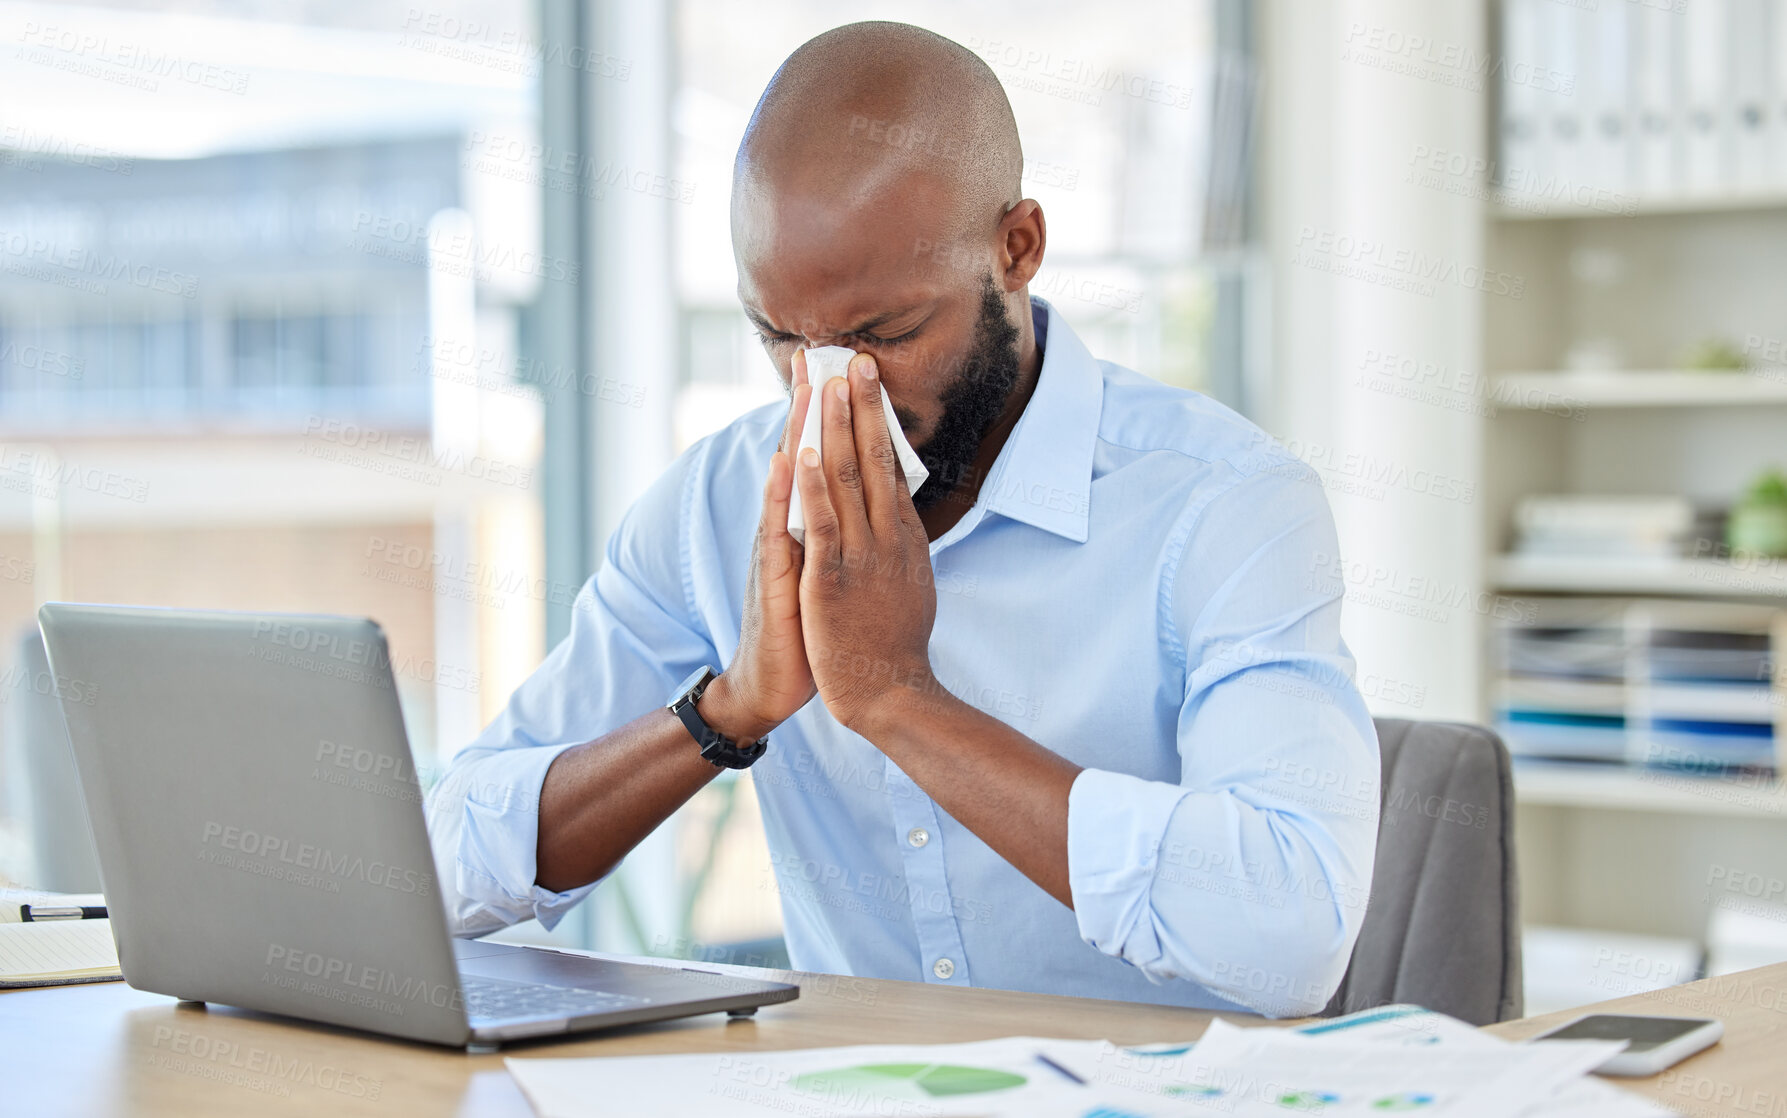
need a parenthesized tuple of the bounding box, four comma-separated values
(1320, 718, 1523, 1025)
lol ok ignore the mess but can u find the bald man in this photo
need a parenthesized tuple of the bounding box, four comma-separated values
(427, 22, 1379, 1017)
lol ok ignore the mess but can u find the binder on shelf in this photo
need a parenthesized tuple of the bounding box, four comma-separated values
(1498, 0, 1549, 199)
(1775, 0, 1787, 190)
(1730, 0, 1774, 191)
(1579, 1, 1633, 198)
(1680, 0, 1731, 195)
(1632, 0, 1679, 198)
(1491, 598, 1785, 775)
(1543, 0, 1587, 192)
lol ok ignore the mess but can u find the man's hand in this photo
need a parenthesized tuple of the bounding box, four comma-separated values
(793, 352, 940, 732)
(711, 351, 821, 742)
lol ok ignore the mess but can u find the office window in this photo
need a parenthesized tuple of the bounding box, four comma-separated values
(0, 0, 546, 889)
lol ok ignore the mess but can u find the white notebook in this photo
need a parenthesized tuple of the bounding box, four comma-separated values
(0, 919, 121, 988)
(0, 890, 121, 988)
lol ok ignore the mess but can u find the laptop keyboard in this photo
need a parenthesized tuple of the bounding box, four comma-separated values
(461, 975, 653, 1022)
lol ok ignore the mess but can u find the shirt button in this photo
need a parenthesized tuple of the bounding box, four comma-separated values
(933, 957, 955, 980)
(907, 827, 929, 848)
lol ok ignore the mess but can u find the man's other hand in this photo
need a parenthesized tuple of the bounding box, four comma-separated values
(793, 352, 940, 732)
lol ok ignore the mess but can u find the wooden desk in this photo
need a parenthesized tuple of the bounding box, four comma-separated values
(1486, 962, 1787, 1115)
(0, 963, 1248, 1117)
(5, 959, 1784, 1116)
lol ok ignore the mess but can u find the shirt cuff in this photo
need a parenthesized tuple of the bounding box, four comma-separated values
(1065, 766, 1188, 974)
(444, 741, 598, 936)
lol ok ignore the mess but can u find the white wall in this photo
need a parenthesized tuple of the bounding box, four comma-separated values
(1262, 0, 1490, 722)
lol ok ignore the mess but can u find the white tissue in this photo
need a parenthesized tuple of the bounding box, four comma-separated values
(786, 346, 929, 545)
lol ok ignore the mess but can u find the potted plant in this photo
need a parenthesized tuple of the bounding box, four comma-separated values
(1728, 469, 1787, 558)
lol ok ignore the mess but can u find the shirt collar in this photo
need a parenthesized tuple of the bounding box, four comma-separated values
(980, 297, 1103, 544)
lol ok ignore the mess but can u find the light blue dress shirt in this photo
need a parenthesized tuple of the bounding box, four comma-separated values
(426, 297, 1380, 1017)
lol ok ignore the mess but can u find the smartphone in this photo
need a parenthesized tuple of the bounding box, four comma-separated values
(1533, 1014, 1723, 1077)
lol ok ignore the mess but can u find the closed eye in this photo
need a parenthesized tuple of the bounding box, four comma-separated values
(854, 324, 923, 348)
(751, 322, 924, 347)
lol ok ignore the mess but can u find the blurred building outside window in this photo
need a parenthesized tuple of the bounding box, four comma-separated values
(0, 0, 548, 897)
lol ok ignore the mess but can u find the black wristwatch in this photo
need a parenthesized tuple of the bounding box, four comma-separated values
(666, 666, 768, 769)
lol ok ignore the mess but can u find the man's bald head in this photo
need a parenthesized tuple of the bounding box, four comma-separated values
(734, 21, 1023, 241)
(730, 22, 1048, 520)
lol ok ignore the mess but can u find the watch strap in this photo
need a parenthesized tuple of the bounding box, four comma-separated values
(668, 667, 767, 770)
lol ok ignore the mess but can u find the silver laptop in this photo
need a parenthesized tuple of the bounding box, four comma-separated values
(6, 628, 104, 892)
(37, 602, 797, 1050)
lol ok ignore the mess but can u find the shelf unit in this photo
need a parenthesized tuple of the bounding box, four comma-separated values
(1479, 10, 1787, 947)
(1493, 191, 1787, 222)
(1513, 762, 1787, 819)
(1490, 370, 1787, 409)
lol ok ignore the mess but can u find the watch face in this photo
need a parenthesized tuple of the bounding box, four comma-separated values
(669, 665, 715, 708)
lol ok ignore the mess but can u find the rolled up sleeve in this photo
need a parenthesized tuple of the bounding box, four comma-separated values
(1067, 462, 1380, 1017)
(428, 735, 589, 937)
(425, 440, 723, 937)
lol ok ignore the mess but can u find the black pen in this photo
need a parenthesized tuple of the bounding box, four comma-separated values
(1034, 1052, 1087, 1084)
(20, 905, 108, 922)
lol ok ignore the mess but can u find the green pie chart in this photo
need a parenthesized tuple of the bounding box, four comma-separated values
(792, 1062, 1027, 1100)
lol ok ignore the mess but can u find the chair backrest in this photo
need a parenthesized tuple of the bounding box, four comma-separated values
(1321, 718, 1523, 1024)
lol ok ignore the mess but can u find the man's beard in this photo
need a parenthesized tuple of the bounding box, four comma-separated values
(907, 276, 1023, 512)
